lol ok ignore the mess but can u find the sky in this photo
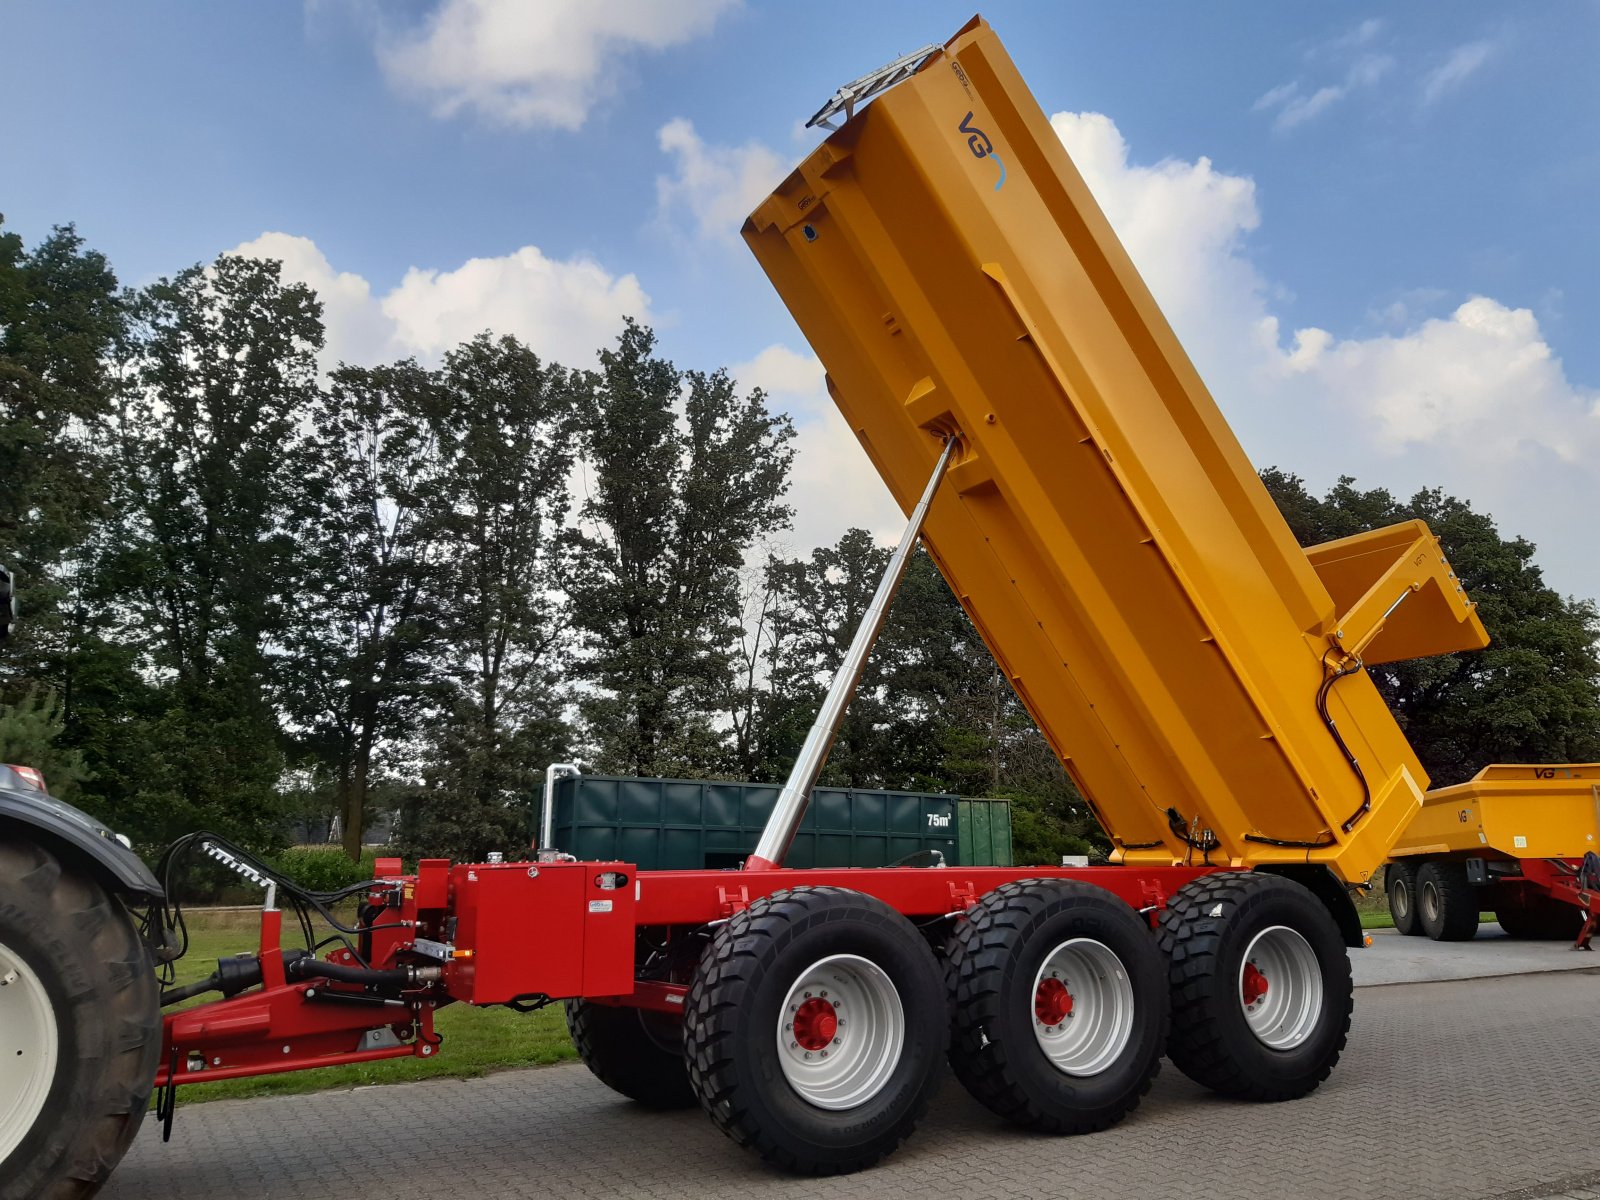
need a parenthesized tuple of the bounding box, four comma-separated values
(4, 1, 1598, 603)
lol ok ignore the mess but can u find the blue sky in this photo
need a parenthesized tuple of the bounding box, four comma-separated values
(4, 1, 1597, 601)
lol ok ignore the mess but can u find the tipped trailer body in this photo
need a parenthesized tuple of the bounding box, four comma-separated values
(1384, 764, 1600, 945)
(10, 16, 1569, 1198)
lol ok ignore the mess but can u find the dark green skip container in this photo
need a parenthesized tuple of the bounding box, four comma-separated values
(544, 775, 1009, 870)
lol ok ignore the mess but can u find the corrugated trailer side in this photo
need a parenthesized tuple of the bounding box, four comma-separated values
(743, 16, 1488, 884)
(956, 796, 1013, 865)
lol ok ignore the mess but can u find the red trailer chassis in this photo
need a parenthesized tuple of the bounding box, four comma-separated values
(154, 857, 1247, 1090)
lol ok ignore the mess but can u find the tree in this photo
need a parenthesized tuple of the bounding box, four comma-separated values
(570, 321, 795, 778)
(285, 359, 448, 859)
(0, 219, 123, 701)
(1261, 469, 1600, 784)
(0, 688, 90, 800)
(96, 254, 324, 846)
(396, 335, 577, 861)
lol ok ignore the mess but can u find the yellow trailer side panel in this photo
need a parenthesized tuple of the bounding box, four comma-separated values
(1394, 765, 1600, 860)
(744, 17, 1489, 883)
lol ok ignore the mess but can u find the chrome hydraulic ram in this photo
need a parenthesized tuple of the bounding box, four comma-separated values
(745, 435, 958, 871)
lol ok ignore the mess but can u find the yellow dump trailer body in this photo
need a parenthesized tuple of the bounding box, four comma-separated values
(1393, 764, 1600, 861)
(745, 17, 1488, 883)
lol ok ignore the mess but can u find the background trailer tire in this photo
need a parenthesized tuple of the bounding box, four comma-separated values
(1158, 872, 1352, 1102)
(1494, 893, 1585, 941)
(1386, 861, 1423, 937)
(1415, 860, 1479, 941)
(683, 887, 945, 1175)
(944, 880, 1167, 1134)
(565, 999, 695, 1110)
(0, 836, 160, 1200)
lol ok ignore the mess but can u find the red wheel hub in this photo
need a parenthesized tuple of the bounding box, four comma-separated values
(1034, 977, 1075, 1027)
(792, 996, 838, 1051)
(1242, 961, 1269, 1007)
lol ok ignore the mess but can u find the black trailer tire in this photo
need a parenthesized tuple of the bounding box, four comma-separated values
(1416, 860, 1479, 941)
(683, 887, 945, 1175)
(945, 880, 1167, 1134)
(1158, 872, 1352, 1102)
(0, 835, 160, 1200)
(1386, 860, 1423, 937)
(565, 998, 695, 1110)
(1495, 896, 1584, 941)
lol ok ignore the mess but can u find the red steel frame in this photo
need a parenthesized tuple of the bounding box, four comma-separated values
(153, 857, 1223, 1089)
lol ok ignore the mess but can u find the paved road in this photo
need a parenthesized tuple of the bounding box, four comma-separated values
(105, 964, 1600, 1200)
(1354, 925, 1599, 986)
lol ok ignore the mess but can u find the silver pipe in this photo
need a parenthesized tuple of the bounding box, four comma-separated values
(540, 762, 583, 850)
(746, 437, 959, 870)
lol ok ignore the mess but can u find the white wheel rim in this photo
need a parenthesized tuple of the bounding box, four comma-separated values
(0, 939, 59, 1162)
(776, 954, 904, 1110)
(1420, 879, 1441, 925)
(1239, 925, 1323, 1050)
(1391, 878, 1411, 922)
(1029, 938, 1135, 1077)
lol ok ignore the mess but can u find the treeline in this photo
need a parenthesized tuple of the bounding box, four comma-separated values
(3, 220, 1598, 867)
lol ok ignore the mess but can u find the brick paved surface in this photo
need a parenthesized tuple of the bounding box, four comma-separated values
(104, 969, 1600, 1200)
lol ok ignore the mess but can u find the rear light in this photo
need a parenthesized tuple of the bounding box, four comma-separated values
(5, 764, 46, 792)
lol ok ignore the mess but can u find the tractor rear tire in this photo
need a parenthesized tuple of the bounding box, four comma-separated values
(1158, 872, 1352, 1102)
(945, 880, 1167, 1134)
(683, 887, 945, 1175)
(1386, 860, 1423, 937)
(1416, 860, 1479, 941)
(565, 999, 695, 1110)
(0, 835, 160, 1200)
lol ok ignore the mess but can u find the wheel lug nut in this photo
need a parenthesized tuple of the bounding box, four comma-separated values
(833, 1037, 841, 1045)
(819, 1050, 828, 1058)
(804, 1051, 812, 1060)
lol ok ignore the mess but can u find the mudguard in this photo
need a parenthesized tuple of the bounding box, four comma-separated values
(0, 783, 162, 898)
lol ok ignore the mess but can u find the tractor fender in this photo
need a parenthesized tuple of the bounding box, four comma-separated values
(0, 785, 162, 899)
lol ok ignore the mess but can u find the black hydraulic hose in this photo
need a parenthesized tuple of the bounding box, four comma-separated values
(285, 957, 411, 989)
(160, 974, 221, 1007)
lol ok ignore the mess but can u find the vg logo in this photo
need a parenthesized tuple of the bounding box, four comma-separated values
(959, 111, 1006, 191)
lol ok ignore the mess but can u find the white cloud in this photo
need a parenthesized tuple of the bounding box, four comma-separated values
(1048, 111, 1600, 601)
(226, 234, 650, 369)
(656, 118, 788, 245)
(729, 345, 902, 558)
(379, 0, 738, 129)
(1255, 22, 1394, 134)
(1421, 41, 1494, 106)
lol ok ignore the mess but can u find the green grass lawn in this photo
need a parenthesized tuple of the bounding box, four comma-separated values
(162, 911, 578, 1104)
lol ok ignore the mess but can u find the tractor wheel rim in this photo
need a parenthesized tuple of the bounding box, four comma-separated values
(1029, 937, 1135, 1077)
(776, 953, 904, 1110)
(0, 939, 59, 1163)
(1239, 925, 1323, 1050)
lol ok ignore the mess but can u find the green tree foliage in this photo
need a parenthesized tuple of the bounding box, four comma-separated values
(570, 321, 795, 777)
(0, 688, 90, 799)
(287, 358, 448, 858)
(0, 219, 123, 695)
(94, 255, 324, 845)
(1261, 469, 1600, 783)
(395, 335, 577, 862)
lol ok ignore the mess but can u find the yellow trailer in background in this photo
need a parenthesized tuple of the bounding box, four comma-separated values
(1386, 764, 1600, 942)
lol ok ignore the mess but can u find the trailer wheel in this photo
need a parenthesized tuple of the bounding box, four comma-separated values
(1494, 896, 1584, 941)
(1386, 860, 1423, 937)
(683, 887, 944, 1174)
(0, 835, 160, 1200)
(945, 880, 1166, 1134)
(564, 999, 695, 1110)
(1416, 860, 1478, 941)
(1158, 872, 1351, 1102)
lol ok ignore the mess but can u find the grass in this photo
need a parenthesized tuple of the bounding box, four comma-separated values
(162, 910, 577, 1105)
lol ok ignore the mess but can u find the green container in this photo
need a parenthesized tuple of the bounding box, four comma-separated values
(546, 775, 964, 870)
(958, 797, 1014, 866)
